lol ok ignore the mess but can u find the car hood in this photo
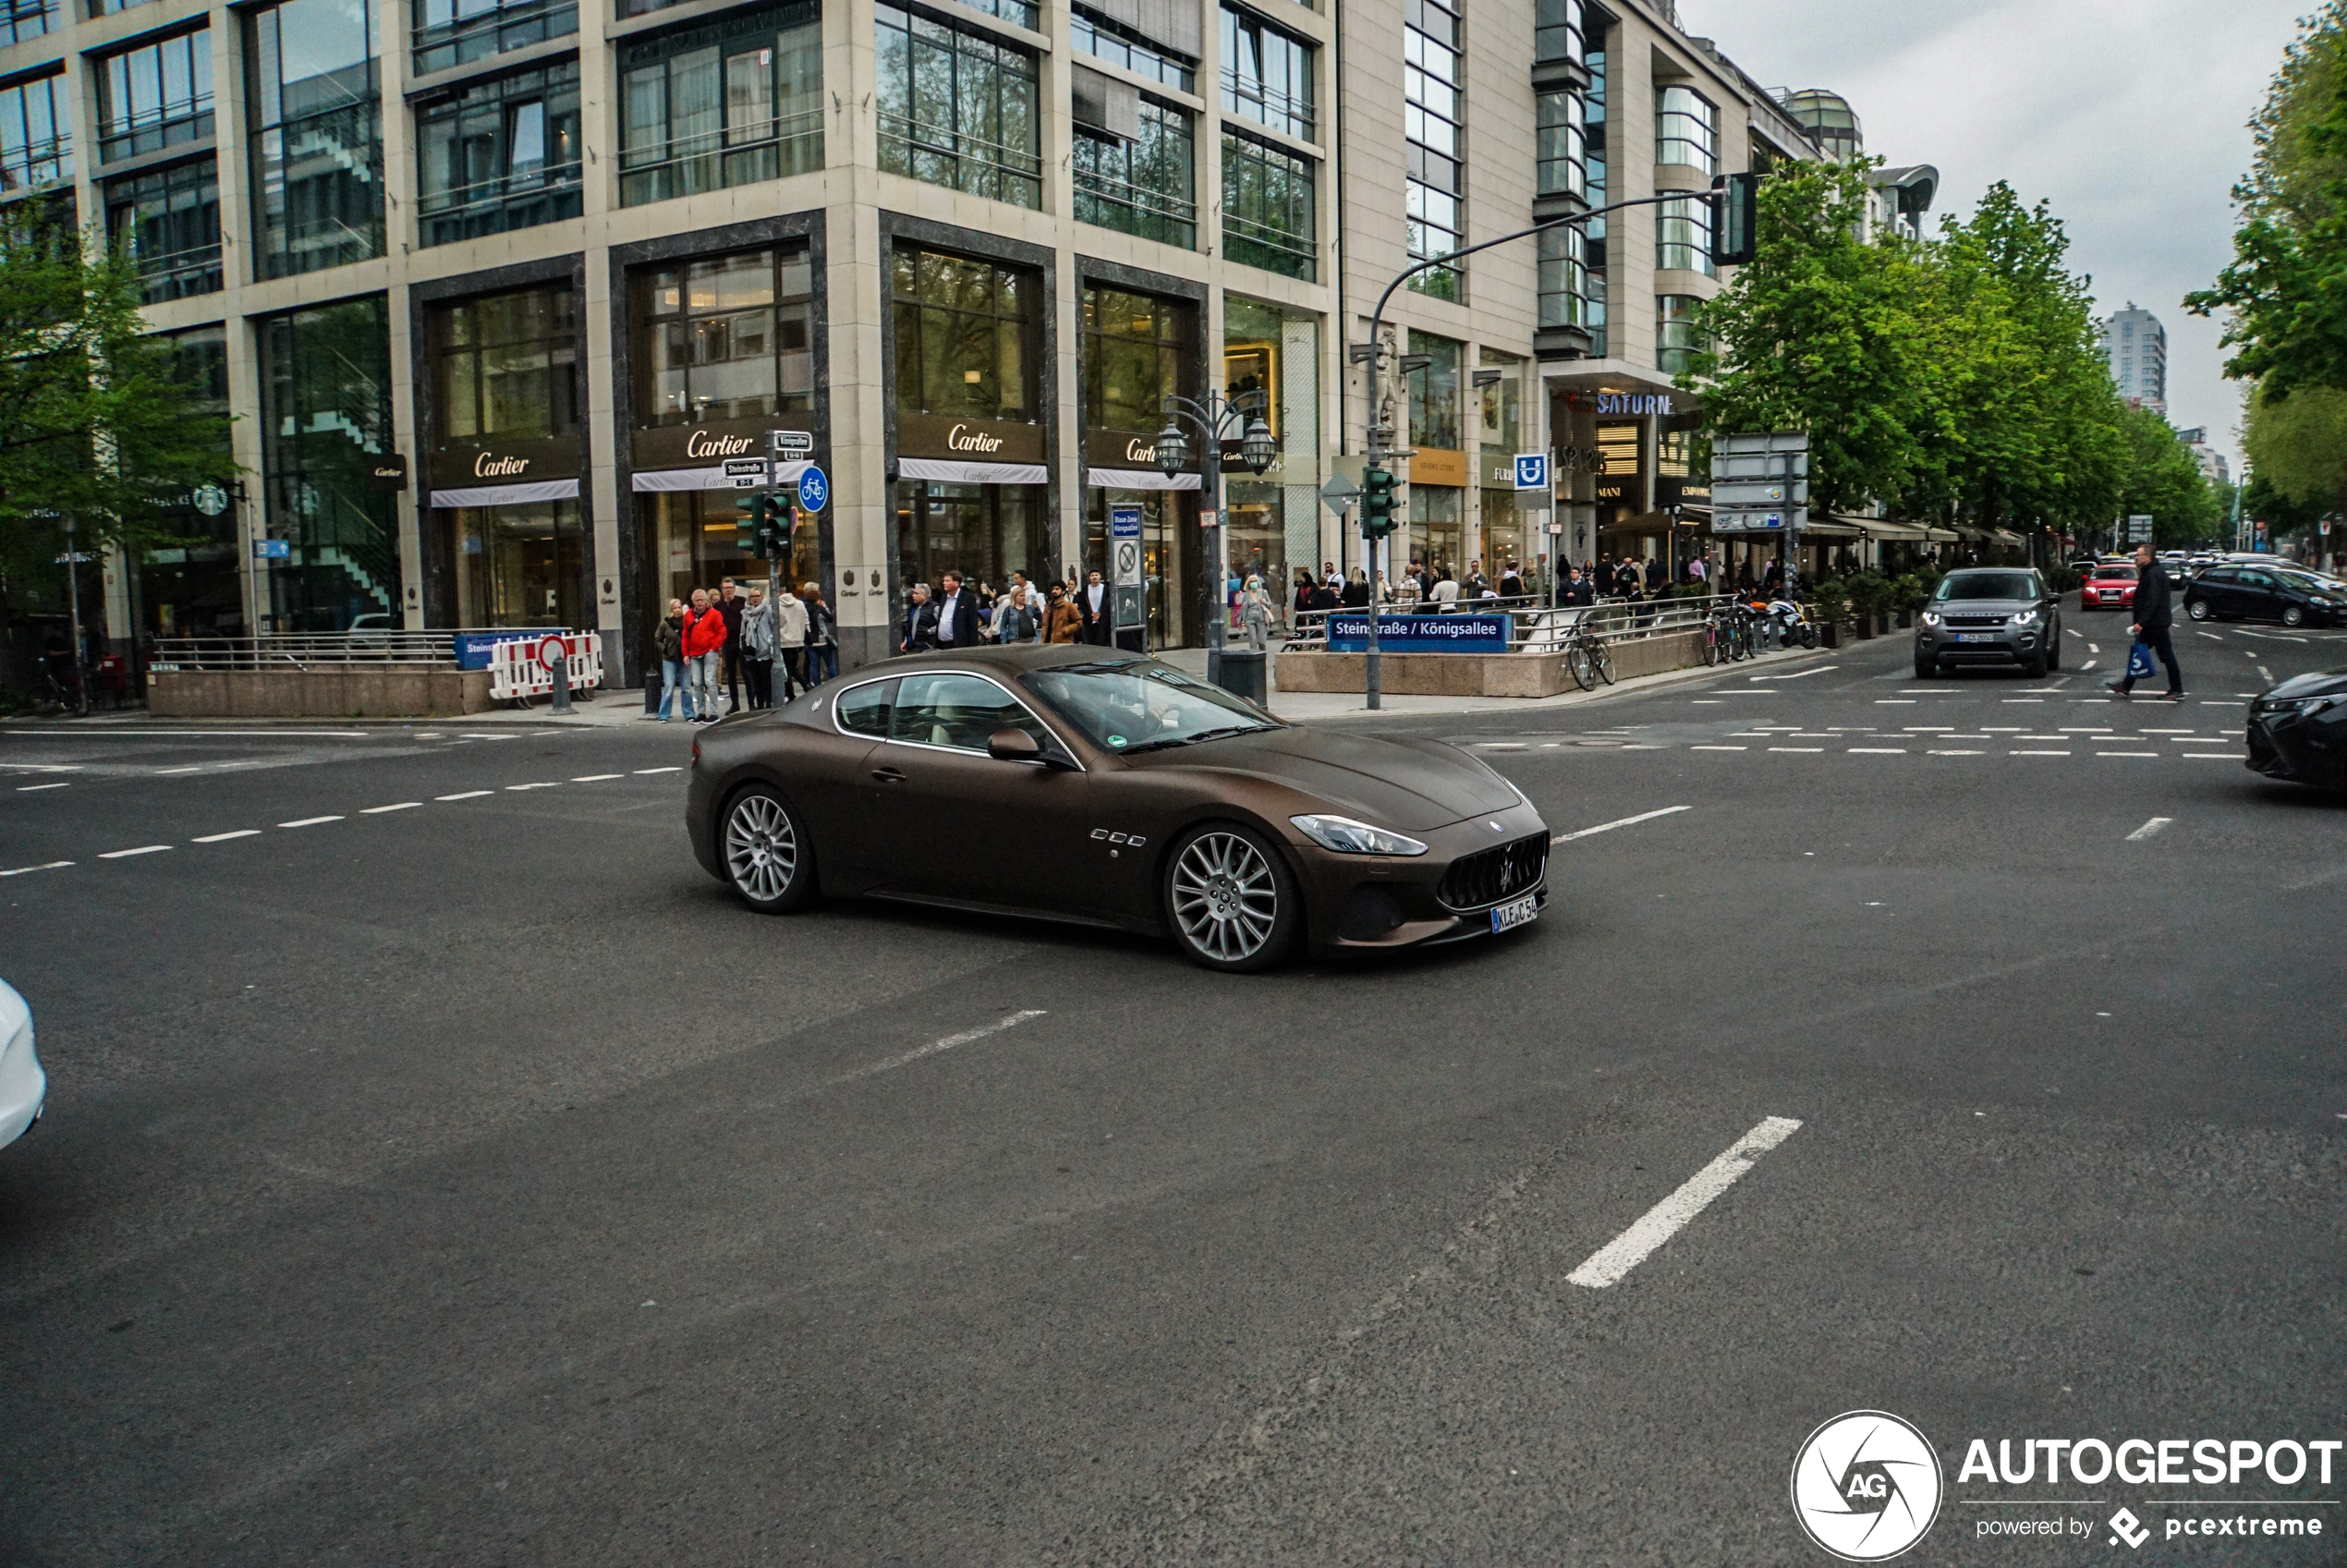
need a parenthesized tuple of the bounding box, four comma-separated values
(2261, 666, 2347, 701)
(1933, 599, 2038, 614)
(1126, 728, 1520, 832)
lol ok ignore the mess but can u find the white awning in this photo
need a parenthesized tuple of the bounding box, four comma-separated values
(632, 461, 809, 493)
(897, 456, 1050, 486)
(1086, 467, 1200, 491)
(429, 478, 580, 508)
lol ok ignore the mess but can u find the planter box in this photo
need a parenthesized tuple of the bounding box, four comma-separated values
(149, 667, 495, 718)
(1275, 631, 1705, 697)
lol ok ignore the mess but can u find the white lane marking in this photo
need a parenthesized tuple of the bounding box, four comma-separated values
(16, 783, 68, 792)
(2258, 665, 2275, 683)
(1927, 748, 1984, 756)
(2126, 817, 2172, 842)
(2011, 749, 2071, 756)
(1, 729, 369, 738)
(2240, 629, 2310, 643)
(2097, 751, 2159, 758)
(1982, 726, 2026, 731)
(1552, 805, 1691, 844)
(2196, 630, 2223, 641)
(279, 816, 344, 827)
(153, 765, 206, 775)
(571, 773, 626, 782)
(1848, 748, 1907, 754)
(2064, 626, 2085, 638)
(461, 734, 520, 740)
(98, 845, 173, 859)
(2002, 699, 2045, 703)
(193, 830, 262, 843)
(2202, 700, 2246, 706)
(2059, 727, 2112, 733)
(2138, 728, 2193, 734)
(1768, 746, 1824, 753)
(1901, 687, 1960, 693)
(2183, 753, 2237, 759)
(2088, 643, 2101, 654)
(633, 766, 682, 774)
(1748, 665, 1838, 680)
(1567, 1116, 1804, 1289)
(831, 1011, 1048, 1088)
(1903, 726, 1954, 732)
(1873, 699, 1915, 704)
(360, 802, 421, 814)
(1690, 745, 1745, 751)
(2082, 660, 2098, 671)
(1, 861, 74, 877)
(436, 790, 493, 801)
(505, 783, 561, 791)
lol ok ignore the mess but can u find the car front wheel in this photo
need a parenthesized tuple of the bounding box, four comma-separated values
(2188, 599, 2212, 621)
(2282, 603, 2306, 628)
(722, 784, 817, 913)
(1165, 823, 1300, 973)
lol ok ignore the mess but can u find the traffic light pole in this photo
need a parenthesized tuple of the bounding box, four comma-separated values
(1356, 186, 1738, 709)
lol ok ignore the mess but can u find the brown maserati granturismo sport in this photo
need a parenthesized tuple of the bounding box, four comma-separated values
(685, 646, 1549, 971)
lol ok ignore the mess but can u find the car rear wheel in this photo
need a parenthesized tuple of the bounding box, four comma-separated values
(722, 784, 817, 913)
(2282, 603, 2306, 627)
(1165, 824, 1298, 973)
(2188, 599, 2213, 621)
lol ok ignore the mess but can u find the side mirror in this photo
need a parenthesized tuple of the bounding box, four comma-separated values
(987, 727, 1043, 763)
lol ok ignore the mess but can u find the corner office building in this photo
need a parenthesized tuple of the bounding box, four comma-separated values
(1, 0, 1832, 677)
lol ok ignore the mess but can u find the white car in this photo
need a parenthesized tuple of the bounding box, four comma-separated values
(0, 979, 45, 1150)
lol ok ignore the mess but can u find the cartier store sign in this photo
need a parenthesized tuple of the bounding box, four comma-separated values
(630, 416, 801, 473)
(897, 411, 1046, 466)
(427, 437, 579, 492)
(1081, 427, 1196, 472)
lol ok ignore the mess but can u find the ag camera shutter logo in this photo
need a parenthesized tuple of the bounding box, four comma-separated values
(1791, 1411, 1943, 1561)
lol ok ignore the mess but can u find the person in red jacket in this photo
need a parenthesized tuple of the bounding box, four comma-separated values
(681, 587, 729, 723)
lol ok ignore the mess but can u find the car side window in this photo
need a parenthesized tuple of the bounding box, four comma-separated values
(892, 672, 1062, 755)
(834, 678, 895, 738)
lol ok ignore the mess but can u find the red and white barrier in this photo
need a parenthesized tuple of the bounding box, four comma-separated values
(488, 632, 604, 702)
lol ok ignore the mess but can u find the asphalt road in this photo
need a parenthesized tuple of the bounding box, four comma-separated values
(3, 616, 2343, 1566)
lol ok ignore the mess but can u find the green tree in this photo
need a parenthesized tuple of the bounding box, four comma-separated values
(2111, 406, 2220, 546)
(2244, 382, 2347, 531)
(0, 201, 237, 685)
(2185, 2, 2347, 398)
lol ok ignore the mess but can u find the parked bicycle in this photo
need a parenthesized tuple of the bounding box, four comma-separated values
(1564, 614, 1617, 690)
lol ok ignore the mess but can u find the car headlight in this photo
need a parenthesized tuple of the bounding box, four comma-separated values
(2012, 609, 2041, 626)
(1290, 814, 1429, 857)
(2261, 693, 2347, 717)
(1919, 611, 1941, 627)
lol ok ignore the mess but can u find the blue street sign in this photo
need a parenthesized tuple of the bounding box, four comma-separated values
(797, 465, 829, 512)
(1110, 504, 1142, 540)
(1326, 614, 1511, 654)
(252, 539, 291, 559)
(1514, 452, 1550, 492)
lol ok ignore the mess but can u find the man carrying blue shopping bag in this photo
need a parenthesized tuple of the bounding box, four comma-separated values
(2107, 542, 2183, 700)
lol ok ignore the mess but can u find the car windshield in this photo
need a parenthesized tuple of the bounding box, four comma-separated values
(1938, 573, 2038, 601)
(2093, 565, 2136, 580)
(1026, 661, 1282, 754)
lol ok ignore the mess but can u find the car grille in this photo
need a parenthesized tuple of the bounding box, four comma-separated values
(1439, 833, 1549, 911)
(1943, 614, 2006, 628)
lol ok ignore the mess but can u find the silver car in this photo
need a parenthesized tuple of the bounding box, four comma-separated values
(1914, 567, 2064, 679)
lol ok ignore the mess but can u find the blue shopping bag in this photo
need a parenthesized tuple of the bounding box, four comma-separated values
(2127, 640, 2157, 681)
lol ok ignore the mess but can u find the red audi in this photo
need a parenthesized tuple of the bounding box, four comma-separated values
(2082, 562, 2137, 612)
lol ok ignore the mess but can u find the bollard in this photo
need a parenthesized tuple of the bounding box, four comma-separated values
(550, 643, 574, 713)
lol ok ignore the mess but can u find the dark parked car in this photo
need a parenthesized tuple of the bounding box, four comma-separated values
(2246, 667, 2347, 789)
(684, 647, 1550, 971)
(2185, 564, 2347, 627)
(1914, 567, 2063, 678)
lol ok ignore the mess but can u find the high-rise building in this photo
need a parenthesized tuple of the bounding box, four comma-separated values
(5, 0, 1853, 674)
(2173, 427, 2230, 489)
(2100, 303, 2168, 413)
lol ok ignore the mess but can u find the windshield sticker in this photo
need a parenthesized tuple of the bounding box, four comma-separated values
(1107, 735, 1127, 748)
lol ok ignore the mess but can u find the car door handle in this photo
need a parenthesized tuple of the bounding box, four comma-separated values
(870, 767, 907, 783)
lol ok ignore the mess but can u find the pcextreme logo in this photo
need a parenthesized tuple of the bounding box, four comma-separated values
(1791, 1411, 1945, 1562)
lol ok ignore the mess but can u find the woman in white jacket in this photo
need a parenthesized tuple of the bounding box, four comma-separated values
(772, 582, 811, 699)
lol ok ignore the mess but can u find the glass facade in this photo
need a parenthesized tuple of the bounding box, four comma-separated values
(1071, 7, 1193, 91)
(1403, 0, 1461, 298)
(97, 29, 214, 164)
(1532, 0, 1579, 64)
(1585, 42, 1607, 355)
(1657, 193, 1714, 275)
(1478, 349, 1523, 581)
(1411, 482, 1460, 576)
(1221, 130, 1315, 280)
(1222, 6, 1314, 140)
(1657, 295, 1704, 373)
(949, 0, 1036, 32)
(258, 295, 401, 630)
(1080, 286, 1195, 644)
(619, 4, 822, 207)
(633, 247, 816, 427)
(1537, 222, 1586, 332)
(1, 74, 73, 195)
(1656, 84, 1716, 173)
(1073, 99, 1196, 249)
(1405, 329, 1462, 451)
(1536, 88, 1584, 200)
(416, 60, 583, 245)
(444, 499, 584, 627)
(1222, 296, 1319, 623)
(141, 326, 241, 638)
(1, 0, 53, 45)
(432, 283, 579, 447)
(414, 0, 578, 78)
(103, 158, 223, 301)
(876, 5, 1041, 208)
(248, 0, 385, 278)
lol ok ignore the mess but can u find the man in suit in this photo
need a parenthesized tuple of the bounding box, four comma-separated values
(2110, 542, 2183, 699)
(898, 583, 936, 652)
(931, 571, 981, 649)
(1079, 570, 1113, 644)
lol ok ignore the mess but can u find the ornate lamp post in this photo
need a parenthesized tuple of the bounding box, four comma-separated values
(1154, 388, 1274, 690)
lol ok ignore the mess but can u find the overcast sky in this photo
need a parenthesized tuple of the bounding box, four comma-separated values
(1693, 0, 2310, 475)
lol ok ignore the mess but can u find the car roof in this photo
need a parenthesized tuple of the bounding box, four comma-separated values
(854, 644, 1152, 678)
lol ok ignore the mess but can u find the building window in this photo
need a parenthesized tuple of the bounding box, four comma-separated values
(1222, 6, 1314, 141)
(248, 0, 385, 278)
(1656, 193, 1712, 275)
(1074, 98, 1196, 249)
(413, 0, 578, 78)
(876, 4, 1040, 208)
(1657, 294, 1704, 373)
(1532, 0, 1579, 65)
(258, 295, 400, 631)
(416, 62, 581, 244)
(103, 158, 221, 300)
(1218, 294, 1318, 613)
(97, 30, 214, 165)
(1584, 41, 1606, 354)
(1537, 223, 1585, 331)
(1082, 286, 1196, 441)
(1404, 0, 1461, 298)
(1071, 7, 1193, 92)
(1220, 129, 1315, 281)
(432, 283, 578, 446)
(890, 247, 1040, 422)
(0, 74, 71, 194)
(632, 247, 816, 426)
(1, 0, 54, 46)
(948, 0, 1035, 34)
(620, 6, 821, 208)
(1536, 88, 1583, 199)
(1656, 84, 1715, 173)
(1405, 329, 1461, 451)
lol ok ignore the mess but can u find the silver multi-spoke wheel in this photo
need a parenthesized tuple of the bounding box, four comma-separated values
(725, 789, 803, 909)
(1169, 830, 1283, 966)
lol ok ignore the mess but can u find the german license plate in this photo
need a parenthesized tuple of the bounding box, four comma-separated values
(1490, 893, 1539, 933)
(1952, 633, 1993, 642)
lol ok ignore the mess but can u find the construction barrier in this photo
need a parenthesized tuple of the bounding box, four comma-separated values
(488, 632, 604, 702)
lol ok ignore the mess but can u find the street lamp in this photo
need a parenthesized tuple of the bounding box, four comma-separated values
(1157, 387, 1273, 690)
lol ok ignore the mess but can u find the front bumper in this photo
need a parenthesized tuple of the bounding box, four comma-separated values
(1286, 800, 1552, 953)
(2247, 706, 2347, 788)
(1915, 625, 2046, 665)
(2084, 590, 2134, 609)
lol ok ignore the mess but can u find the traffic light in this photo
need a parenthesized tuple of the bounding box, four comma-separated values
(1361, 466, 1398, 539)
(760, 499, 792, 559)
(1712, 171, 1758, 267)
(736, 490, 788, 557)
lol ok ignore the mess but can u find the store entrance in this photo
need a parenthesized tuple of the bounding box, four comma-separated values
(894, 480, 1047, 597)
(443, 499, 587, 626)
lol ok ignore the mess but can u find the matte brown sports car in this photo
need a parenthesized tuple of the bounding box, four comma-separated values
(684, 646, 1550, 970)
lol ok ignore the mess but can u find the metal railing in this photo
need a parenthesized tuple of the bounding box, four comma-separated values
(1279, 591, 1745, 652)
(150, 629, 523, 672)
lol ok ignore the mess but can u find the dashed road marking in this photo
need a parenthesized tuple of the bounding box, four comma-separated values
(279, 816, 343, 827)
(505, 783, 561, 791)
(98, 845, 173, 859)
(2126, 817, 2172, 841)
(437, 791, 494, 801)
(360, 802, 421, 814)
(572, 773, 626, 782)
(16, 783, 68, 792)
(1552, 805, 1691, 844)
(2098, 751, 2159, 758)
(1, 861, 73, 877)
(633, 767, 682, 774)
(1848, 748, 1907, 754)
(830, 1011, 1049, 1089)
(2012, 750, 2071, 757)
(193, 830, 261, 843)
(154, 765, 206, 775)
(1689, 745, 1745, 751)
(1567, 1116, 1804, 1289)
